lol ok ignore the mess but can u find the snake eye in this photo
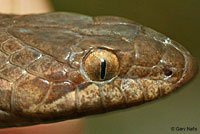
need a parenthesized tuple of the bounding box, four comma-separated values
(83, 49, 119, 81)
(163, 68, 173, 76)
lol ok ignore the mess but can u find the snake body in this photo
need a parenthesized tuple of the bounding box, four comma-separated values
(0, 12, 197, 128)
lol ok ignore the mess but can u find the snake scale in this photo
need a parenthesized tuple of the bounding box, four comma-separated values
(0, 12, 197, 128)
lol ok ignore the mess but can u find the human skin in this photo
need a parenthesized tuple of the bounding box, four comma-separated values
(0, 0, 53, 14)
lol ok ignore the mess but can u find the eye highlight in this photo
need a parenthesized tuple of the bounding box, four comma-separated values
(100, 59, 106, 79)
(83, 49, 119, 82)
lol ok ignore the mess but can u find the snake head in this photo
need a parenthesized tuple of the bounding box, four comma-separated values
(81, 26, 198, 108)
(0, 13, 198, 128)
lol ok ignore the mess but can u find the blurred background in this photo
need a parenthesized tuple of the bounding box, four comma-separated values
(0, 0, 199, 134)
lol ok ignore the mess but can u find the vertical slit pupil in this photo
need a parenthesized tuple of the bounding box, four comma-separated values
(100, 59, 106, 79)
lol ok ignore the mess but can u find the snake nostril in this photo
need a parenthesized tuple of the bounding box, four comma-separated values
(163, 68, 173, 76)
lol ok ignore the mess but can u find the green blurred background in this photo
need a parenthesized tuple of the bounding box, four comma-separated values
(50, 0, 200, 134)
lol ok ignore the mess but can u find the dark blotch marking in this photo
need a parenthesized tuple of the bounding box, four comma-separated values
(101, 59, 106, 79)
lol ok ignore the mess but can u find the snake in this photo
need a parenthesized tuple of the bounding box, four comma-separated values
(0, 12, 197, 128)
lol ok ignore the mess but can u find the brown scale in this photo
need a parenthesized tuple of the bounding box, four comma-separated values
(13, 74, 50, 112)
(10, 47, 41, 67)
(0, 63, 24, 82)
(28, 55, 69, 82)
(0, 12, 197, 128)
(37, 81, 77, 117)
(0, 51, 8, 69)
(1, 39, 23, 55)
